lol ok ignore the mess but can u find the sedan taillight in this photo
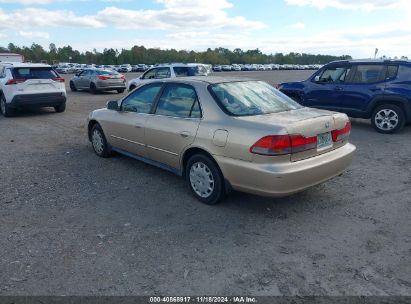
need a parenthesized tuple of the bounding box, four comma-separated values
(98, 75, 110, 80)
(250, 134, 317, 156)
(52, 77, 65, 82)
(332, 121, 351, 142)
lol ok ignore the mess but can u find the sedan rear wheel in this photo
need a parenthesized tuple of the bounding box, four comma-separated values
(90, 83, 97, 94)
(70, 81, 77, 92)
(186, 154, 225, 204)
(371, 104, 405, 134)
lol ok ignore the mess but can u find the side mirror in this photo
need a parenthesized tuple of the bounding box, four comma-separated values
(107, 100, 119, 111)
(314, 75, 320, 82)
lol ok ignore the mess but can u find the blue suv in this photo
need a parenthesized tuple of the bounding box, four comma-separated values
(278, 60, 411, 133)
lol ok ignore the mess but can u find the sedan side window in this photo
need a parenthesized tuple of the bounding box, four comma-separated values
(155, 84, 201, 118)
(318, 66, 350, 83)
(121, 83, 162, 113)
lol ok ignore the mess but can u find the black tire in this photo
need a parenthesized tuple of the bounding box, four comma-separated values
(117, 88, 125, 93)
(69, 81, 77, 92)
(90, 83, 97, 94)
(90, 124, 111, 158)
(0, 93, 15, 117)
(54, 102, 66, 113)
(185, 154, 225, 205)
(129, 85, 136, 92)
(371, 104, 405, 134)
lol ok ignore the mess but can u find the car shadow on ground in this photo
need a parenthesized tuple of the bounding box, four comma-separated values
(2, 107, 59, 118)
(68, 90, 123, 95)
(109, 149, 327, 214)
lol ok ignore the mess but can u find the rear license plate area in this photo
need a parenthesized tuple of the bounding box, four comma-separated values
(317, 132, 332, 151)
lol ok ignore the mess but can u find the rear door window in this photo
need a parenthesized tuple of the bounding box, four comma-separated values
(173, 67, 189, 77)
(348, 64, 386, 83)
(12, 67, 58, 80)
(155, 84, 201, 118)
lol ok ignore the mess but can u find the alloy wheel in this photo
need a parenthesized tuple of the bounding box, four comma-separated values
(374, 109, 399, 131)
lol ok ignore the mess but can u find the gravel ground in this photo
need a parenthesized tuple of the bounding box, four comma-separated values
(0, 71, 410, 296)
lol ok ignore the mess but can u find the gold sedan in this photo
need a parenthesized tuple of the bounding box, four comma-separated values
(87, 77, 356, 204)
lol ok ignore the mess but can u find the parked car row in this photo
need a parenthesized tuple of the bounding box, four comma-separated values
(213, 64, 322, 72)
(53, 63, 211, 74)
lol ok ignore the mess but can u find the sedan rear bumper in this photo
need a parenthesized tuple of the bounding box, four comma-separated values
(95, 81, 126, 90)
(215, 143, 356, 197)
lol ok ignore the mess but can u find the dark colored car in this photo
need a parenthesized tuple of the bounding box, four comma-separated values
(278, 60, 411, 133)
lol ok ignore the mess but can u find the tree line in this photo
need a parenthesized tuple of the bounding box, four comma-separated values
(1, 43, 352, 65)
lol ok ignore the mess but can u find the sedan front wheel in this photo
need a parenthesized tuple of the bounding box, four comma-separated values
(91, 124, 111, 157)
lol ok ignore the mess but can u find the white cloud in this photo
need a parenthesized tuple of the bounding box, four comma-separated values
(0, 1, 265, 33)
(285, 0, 408, 11)
(19, 30, 50, 39)
(95, 1, 266, 31)
(287, 22, 305, 29)
(0, 8, 104, 30)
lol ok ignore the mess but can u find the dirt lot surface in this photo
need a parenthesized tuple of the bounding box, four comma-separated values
(1, 71, 410, 296)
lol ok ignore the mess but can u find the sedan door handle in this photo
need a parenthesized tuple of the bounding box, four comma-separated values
(135, 124, 143, 128)
(334, 86, 343, 91)
(180, 131, 191, 138)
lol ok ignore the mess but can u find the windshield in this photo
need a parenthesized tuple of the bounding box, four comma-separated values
(210, 81, 302, 116)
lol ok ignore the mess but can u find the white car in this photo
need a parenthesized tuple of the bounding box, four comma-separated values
(0, 62, 67, 117)
(127, 64, 208, 91)
(119, 64, 132, 73)
(231, 64, 242, 71)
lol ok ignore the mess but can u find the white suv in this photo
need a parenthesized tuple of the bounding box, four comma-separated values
(127, 63, 208, 91)
(0, 62, 67, 117)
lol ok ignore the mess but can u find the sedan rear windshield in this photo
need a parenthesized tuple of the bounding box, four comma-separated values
(210, 81, 302, 116)
(12, 67, 58, 80)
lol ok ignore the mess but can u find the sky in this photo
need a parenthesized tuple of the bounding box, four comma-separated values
(0, 0, 410, 59)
